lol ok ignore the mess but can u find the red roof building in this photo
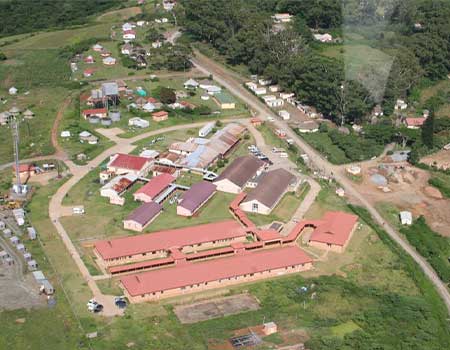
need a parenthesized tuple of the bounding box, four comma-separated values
(405, 117, 426, 129)
(133, 174, 175, 203)
(94, 220, 246, 264)
(82, 108, 107, 118)
(120, 246, 312, 301)
(308, 211, 358, 252)
(152, 110, 169, 122)
(147, 97, 158, 103)
(107, 153, 153, 177)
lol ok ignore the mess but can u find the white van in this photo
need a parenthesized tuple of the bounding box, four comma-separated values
(279, 152, 289, 158)
(72, 206, 85, 215)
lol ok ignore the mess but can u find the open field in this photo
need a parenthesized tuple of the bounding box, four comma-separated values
(0, 87, 70, 164)
(174, 294, 260, 324)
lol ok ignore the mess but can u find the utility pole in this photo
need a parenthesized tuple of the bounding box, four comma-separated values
(11, 117, 22, 194)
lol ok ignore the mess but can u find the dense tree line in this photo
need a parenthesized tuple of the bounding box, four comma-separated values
(0, 0, 121, 37)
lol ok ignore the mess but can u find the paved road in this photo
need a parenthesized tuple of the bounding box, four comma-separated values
(192, 51, 450, 314)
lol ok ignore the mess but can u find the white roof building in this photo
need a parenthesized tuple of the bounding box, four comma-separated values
(61, 130, 71, 138)
(9, 87, 18, 95)
(399, 211, 413, 225)
(129, 117, 150, 128)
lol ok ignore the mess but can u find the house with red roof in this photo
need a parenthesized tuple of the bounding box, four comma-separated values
(107, 153, 153, 177)
(82, 108, 107, 119)
(152, 110, 169, 122)
(405, 117, 426, 129)
(83, 68, 95, 78)
(133, 174, 175, 203)
(308, 211, 358, 253)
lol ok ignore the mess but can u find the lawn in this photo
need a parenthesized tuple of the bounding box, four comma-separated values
(301, 132, 350, 164)
(0, 87, 71, 164)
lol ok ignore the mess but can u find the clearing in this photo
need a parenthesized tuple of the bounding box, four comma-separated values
(174, 294, 260, 324)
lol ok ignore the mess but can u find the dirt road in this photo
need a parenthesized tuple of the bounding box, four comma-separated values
(191, 51, 450, 314)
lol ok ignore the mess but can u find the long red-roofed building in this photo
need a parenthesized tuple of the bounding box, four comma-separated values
(133, 174, 175, 203)
(120, 246, 313, 302)
(94, 220, 247, 267)
(107, 153, 153, 177)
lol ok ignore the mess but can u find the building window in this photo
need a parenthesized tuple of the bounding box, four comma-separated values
(252, 203, 258, 212)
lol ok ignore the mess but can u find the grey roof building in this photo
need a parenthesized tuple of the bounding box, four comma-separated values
(177, 181, 216, 216)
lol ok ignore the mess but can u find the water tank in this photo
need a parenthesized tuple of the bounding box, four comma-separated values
(109, 110, 121, 122)
(88, 116, 100, 124)
(101, 118, 112, 126)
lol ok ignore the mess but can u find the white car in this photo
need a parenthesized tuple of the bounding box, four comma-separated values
(267, 117, 274, 122)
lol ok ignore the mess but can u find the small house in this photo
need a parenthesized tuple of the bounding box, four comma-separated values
(254, 87, 267, 95)
(199, 122, 215, 137)
(0, 221, 5, 230)
(272, 13, 292, 23)
(121, 43, 133, 55)
(27, 259, 38, 271)
(27, 227, 37, 240)
(3, 228, 12, 238)
(142, 102, 156, 112)
(405, 117, 426, 129)
(83, 68, 94, 78)
(395, 99, 408, 111)
(10, 236, 20, 246)
(128, 117, 149, 128)
(84, 55, 95, 64)
(214, 92, 236, 109)
(399, 211, 413, 225)
(92, 43, 103, 52)
(297, 121, 319, 133)
(250, 118, 263, 127)
(152, 41, 162, 49)
(82, 108, 107, 119)
(16, 243, 26, 252)
(23, 252, 32, 261)
(152, 111, 169, 122)
(9, 86, 18, 95)
(184, 78, 199, 89)
(269, 85, 280, 92)
(23, 109, 34, 119)
(79, 131, 98, 144)
(278, 110, 290, 120)
(313, 33, 333, 42)
(267, 99, 284, 108)
(103, 57, 117, 65)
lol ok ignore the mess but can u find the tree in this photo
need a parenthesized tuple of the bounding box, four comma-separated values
(0, 52, 6, 60)
(421, 111, 435, 148)
(160, 87, 176, 104)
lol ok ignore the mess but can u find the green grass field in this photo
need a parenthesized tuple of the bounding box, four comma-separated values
(0, 87, 70, 164)
(428, 172, 450, 198)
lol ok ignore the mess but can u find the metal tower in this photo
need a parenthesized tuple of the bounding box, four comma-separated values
(11, 117, 22, 194)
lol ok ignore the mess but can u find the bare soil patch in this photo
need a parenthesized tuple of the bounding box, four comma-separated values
(348, 162, 450, 236)
(174, 294, 260, 324)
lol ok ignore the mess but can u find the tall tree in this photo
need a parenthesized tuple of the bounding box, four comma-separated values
(421, 110, 435, 148)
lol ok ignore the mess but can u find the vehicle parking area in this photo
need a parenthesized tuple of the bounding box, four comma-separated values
(174, 294, 260, 324)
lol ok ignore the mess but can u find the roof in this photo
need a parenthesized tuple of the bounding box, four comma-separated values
(152, 111, 168, 117)
(215, 156, 264, 187)
(95, 220, 245, 260)
(135, 174, 175, 199)
(405, 117, 426, 127)
(82, 108, 107, 115)
(102, 83, 119, 96)
(109, 153, 149, 171)
(309, 211, 358, 246)
(121, 246, 312, 296)
(184, 78, 199, 86)
(13, 164, 36, 173)
(125, 202, 162, 226)
(243, 169, 296, 209)
(178, 181, 216, 212)
(214, 92, 235, 104)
